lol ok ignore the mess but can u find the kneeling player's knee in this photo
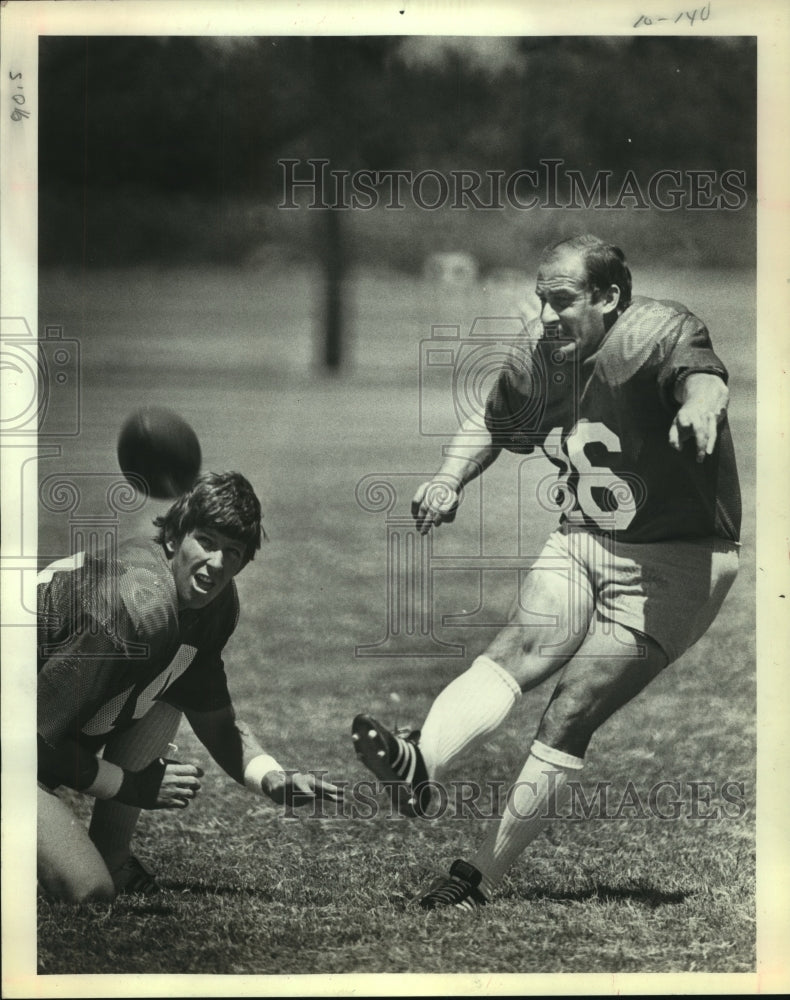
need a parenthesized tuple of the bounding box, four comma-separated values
(43, 869, 116, 905)
(72, 874, 116, 904)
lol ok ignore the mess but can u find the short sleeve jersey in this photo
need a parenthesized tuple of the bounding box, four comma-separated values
(37, 537, 238, 777)
(484, 296, 741, 544)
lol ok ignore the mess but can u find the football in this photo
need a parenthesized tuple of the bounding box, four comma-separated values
(117, 406, 202, 499)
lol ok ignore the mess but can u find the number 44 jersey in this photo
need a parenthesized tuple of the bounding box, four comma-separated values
(484, 296, 742, 544)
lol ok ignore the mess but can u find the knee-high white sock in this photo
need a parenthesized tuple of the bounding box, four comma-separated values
(419, 655, 522, 778)
(89, 702, 182, 872)
(470, 740, 584, 899)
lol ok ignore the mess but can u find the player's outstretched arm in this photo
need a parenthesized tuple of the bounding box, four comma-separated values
(259, 768, 345, 807)
(669, 372, 730, 462)
(185, 706, 344, 807)
(37, 733, 203, 809)
(412, 415, 501, 534)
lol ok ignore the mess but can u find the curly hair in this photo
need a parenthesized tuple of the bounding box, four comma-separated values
(153, 471, 264, 563)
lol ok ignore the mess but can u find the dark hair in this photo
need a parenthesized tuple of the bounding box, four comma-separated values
(153, 471, 264, 562)
(542, 234, 632, 309)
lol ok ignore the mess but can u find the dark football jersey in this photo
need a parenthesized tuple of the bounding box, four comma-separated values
(37, 537, 238, 789)
(484, 296, 741, 543)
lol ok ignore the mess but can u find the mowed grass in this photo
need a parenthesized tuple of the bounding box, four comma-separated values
(35, 263, 756, 978)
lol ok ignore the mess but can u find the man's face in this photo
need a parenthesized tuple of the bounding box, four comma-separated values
(167, 527, 247, 611)
(535, 249, 618, 362)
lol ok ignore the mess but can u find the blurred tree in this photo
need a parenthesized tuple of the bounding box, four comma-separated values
(39, 34, 756, 210)
(298, 37, 395, 370)
(39, 34, 756, 354)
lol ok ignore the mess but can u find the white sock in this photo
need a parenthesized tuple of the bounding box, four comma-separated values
(470, 740, 584, 899)
(89, 702, 182, 873)
(419, 655, 522, 778)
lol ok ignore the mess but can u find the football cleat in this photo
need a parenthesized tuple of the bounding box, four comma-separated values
(351, 713, 431, 818)
(417, 859, 487, 911)
(112, 855, 160, 896)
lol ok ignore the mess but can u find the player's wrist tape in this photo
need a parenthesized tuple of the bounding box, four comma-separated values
(114, 758, 168, 808)
(84, 759, 124, 800)
(37, 733, 109, 792)
(244, 754, 283, 794)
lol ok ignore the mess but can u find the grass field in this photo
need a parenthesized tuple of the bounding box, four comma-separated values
(33, 262, 756, 980)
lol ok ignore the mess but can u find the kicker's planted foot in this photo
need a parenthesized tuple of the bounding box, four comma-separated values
(416, 859, 487, 911)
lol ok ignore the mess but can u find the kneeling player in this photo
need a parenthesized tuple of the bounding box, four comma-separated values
(38, 471, 342, 902)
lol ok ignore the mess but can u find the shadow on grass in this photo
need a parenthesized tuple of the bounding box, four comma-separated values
(114, 900, 178, 916)
(389, 882, 689, 912)
(163, 881, 278, 899)
(514, 884, 690, 907)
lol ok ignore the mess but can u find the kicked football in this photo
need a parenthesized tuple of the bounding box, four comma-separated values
(117, 406, 202, 499)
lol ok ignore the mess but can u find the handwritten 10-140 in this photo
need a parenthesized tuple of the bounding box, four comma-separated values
(635, 3, 711, 26)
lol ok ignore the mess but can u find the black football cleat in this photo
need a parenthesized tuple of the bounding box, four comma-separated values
(417, 859, 487, 911)
(351, 713, 431, 818)
(112, 855, 160, 896)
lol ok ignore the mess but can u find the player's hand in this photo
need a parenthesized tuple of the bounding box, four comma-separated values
(155, 760, 204, 809)
(411, 477, 462, 534)
(116, 757, 204, 810)
(261, 769, 345, 807)
(669, 374, 729, 463)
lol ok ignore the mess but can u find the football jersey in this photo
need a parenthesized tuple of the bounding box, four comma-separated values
(484, 296, 742, 543)
(37, 536, 238, 789)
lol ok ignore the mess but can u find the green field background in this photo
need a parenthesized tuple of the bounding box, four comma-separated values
(36, 260, 756, 976)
